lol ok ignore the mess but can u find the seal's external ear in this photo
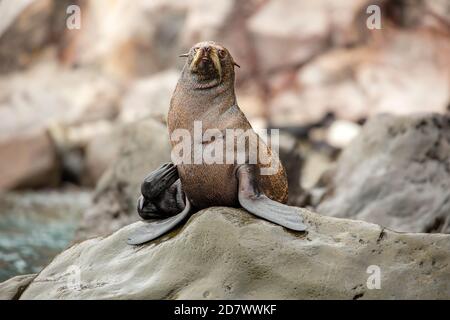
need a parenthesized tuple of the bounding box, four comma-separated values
(233, 61, 241, 68)
(179, 53, 189, 58)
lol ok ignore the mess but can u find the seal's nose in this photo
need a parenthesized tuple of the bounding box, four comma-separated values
(199, 47, 212, 60)
(189, 45, 221, 78)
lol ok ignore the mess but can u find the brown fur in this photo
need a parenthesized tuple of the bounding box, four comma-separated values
(168, 41, 288, 209)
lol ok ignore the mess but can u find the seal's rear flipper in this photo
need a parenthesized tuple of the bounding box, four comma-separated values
(236, 165, 307, 231)
(127, 197, 191, 245)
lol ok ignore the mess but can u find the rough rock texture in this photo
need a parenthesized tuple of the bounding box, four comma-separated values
(0, 130, 59, 190)
(19, 207, 450, 299)
(317, 113, 450, 233)
(74, 118, 171, 241)
(0, 274, 35, 300)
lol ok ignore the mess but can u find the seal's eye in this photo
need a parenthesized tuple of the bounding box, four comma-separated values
(218, 49, 226, 59)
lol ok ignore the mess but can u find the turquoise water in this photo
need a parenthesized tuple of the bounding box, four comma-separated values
(0, 190, 91, 282)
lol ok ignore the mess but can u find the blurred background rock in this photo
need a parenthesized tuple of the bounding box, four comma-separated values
(0, 0, 449, 282)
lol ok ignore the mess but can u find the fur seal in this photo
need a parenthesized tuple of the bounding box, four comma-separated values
(128, 41, 306, 245)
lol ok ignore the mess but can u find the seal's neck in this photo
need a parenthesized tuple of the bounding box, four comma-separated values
(172, 67, 236, 116)
(180, 65, 233, 90)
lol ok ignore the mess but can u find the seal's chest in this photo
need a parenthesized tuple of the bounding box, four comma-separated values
(177, 163, 238, 209)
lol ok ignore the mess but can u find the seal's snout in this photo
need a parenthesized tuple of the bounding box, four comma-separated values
(199, 48, 212, 64)
(190, 47, 212, 68)
(190, 45, 222, 80)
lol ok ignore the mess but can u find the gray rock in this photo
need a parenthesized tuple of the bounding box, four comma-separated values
(83, 68, 179, 186)
(0, 130, 59, 190)
(18, 207, 450, 299)
(83, 130, 120, 186)
(0, 0, 72, 73)
(247, 0, 368, 75)
(74, 118, 172, 241)
(0, 59, 122, 190)
(118, 69, 179, 124)
(0, 60, 121, 141)
(0, 274, 35, 300)
(317, 113, 450, 233)
(270, 30, 450, 126)
(72, 0, 189, 78)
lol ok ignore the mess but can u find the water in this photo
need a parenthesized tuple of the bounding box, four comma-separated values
(0, 190, 91, 282)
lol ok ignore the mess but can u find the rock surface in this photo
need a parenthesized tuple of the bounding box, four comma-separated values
(0, 274, 35, 300)
(71, 0, 189, 78)
(74, 118, 171, 241)
(269, 30, 450, 126)
(0, 58, 122, 189)
(247, 0, 368, 74)
(118, 69, 179, 124)
(317, 113, 450, 233)
(0, 0, 72, 73)
(0, 130, 59, 190)
(0, 60, 120, 141)
(19, 207, 450, 299)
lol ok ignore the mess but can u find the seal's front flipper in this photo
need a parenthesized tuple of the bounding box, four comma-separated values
(138, 162, 183, 220)
(141, 162, 178, 200)
(236, 165, 307, 231)
(127, 196, 191, 245)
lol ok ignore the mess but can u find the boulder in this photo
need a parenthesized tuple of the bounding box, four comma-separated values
(83, 67, 179, 185)
(383, 0, 450, 29)
(247, 0, 369, 75)
(71, 0, 189, 78)
(0, 0, 53, 73)
(0, 130, 59, 190)
(0, 274, 35, 300)
(269, 30, 450, 126)
(118, 69, 179, 124)
(0, 59, 121, 189)
(18, 207, 450, 299)
(0, 60, 121, 141)
(0, 0, 73, 73)
(74, 118, 172, 241)
(83, 129, 119, 185)
(317, 113, 450, 233)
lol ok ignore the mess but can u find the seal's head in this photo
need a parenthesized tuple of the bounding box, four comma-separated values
(179, 41, 239, 89)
